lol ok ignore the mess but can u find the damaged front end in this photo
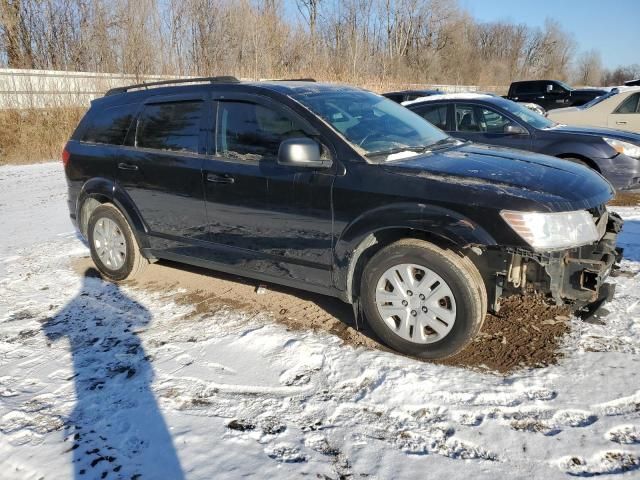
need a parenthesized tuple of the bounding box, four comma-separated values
(480, 208, 624, 313)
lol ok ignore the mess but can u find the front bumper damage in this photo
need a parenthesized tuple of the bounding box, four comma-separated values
(484, 210, 624, 312)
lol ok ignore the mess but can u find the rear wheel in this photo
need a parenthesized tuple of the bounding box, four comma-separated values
(88, 204, 147, 281)
(360, 239, 486, 359)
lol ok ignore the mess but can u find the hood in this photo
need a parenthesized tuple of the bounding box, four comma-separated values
(548, 106, 580, 115)
(550, 124, 640, 143)
(382, 143, 614, 211)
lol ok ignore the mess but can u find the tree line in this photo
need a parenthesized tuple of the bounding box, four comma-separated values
(1, 0, 638, 88)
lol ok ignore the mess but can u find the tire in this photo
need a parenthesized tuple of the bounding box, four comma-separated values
(360, 239, 486, 359)
(87, 203, 147, 281)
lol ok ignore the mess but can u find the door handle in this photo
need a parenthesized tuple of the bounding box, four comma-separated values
(206, 173, 235, 184)
(616, 121, 627, 125)
(118, 162, 139, 171)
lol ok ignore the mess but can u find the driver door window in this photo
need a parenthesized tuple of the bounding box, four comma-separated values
(477, 108, 514, 133)
(216, 101, 311, 162)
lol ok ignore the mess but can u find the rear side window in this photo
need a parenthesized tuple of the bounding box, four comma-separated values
(615, 93, 640, 113)
(417, 104, 449, 130)
(455, 104, 481, 132)
(136, 101, 203, 153)
(81, 104, 137, 145)
(216, 101, 310, 161)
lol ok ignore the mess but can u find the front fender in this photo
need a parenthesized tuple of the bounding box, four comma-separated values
(77, 178, 149, 249)
(540, 140, 610, 163)
(333, 202, 497, 294)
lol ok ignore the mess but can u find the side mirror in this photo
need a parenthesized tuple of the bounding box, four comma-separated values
(277, 138, 331, 168)
(504, 124, 527, 135)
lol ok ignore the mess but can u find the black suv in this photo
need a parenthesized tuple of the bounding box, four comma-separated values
(64, 77, 623, 359)
(506, 80, 607, 110)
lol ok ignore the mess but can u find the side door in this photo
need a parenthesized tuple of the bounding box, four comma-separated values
(453, 103, 532, 151)
(608, 92, 640, 132)
(545, 82, 572, 109)
(202, 93, 335, 288)
(115, 93, 209, 253)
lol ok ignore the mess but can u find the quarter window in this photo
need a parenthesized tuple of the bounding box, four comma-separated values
(136, 101, 203, 153)
(82, 104, 137, 145)
(615, 93, 640, 114)
(216, 101, 310, 161)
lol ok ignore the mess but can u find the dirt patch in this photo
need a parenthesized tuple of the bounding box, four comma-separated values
(72, 257, 572, 374)
(609, 192, 640, 207)
(72, 256, 377, 350)
(440, 294, 571, 373)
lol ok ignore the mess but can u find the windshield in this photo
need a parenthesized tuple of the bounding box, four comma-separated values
(500, 100, 556, 129)
(293, 89, 450, 159)
(581, 89, 618, 109)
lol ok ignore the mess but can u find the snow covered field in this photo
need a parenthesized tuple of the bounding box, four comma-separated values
(1, 162, 639, 479)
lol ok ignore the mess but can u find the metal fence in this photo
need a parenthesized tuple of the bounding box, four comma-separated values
(0, 69, 191, 109)
(0, 68, 492, 109)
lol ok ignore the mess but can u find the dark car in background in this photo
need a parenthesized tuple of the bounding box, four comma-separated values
(506, 80, 607, 110)
(383, 89, 442, 103)
(404, 94, 640, 190)
(64, 78, 622, 360)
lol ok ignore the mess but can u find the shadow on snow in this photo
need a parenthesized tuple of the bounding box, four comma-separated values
(42, 268, 184, 480)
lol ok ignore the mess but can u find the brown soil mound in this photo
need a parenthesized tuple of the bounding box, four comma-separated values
(72, 257, 572, 374)
(440, 294, 571, 373)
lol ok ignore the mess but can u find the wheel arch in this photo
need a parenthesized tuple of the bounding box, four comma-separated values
(335, 203, 496, 303)
(556, 153, 602, 173)
(77, 177, 150, 249)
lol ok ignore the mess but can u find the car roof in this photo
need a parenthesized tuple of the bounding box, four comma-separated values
(92, 80, 366, 108)
(384, 89, 441, 95)
(402, 92, 496, 107)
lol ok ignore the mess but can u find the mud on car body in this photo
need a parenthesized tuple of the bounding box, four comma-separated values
(63, 77, 623, 360)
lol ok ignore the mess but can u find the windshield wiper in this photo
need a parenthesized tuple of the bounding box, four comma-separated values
(368, 137, 462, 159)
(429, 137, 463, 150)
(366, 145, 427, 158)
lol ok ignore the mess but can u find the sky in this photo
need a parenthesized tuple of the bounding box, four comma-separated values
(459, 0, 639, 69)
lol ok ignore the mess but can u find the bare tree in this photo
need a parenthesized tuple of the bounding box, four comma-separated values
(575, 49, 602, 86)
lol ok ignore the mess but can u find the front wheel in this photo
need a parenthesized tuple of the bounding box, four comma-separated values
(360, 239, 486, 359)
(87, 203, 147, 281)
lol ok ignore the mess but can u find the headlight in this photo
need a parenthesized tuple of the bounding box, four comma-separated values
(500, 210, 599, 250)
(603, 137, 640, 159)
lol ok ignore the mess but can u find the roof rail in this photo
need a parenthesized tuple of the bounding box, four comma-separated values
(263, 78, 317, 82)
(105, 75, 240, 96)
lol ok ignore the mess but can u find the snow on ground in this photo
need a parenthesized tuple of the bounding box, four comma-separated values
(1, 162, 639, 480)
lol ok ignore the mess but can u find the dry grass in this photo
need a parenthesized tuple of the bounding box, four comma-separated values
(0, 107, 85, 165)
